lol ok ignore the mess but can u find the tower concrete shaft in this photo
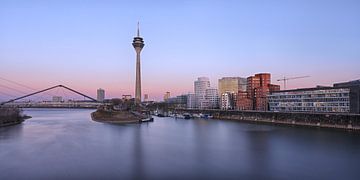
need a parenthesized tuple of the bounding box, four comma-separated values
(132, 23, 144, 104)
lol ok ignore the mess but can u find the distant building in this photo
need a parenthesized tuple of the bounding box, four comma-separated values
(186, 93, 196, 109)
(237, 90, 252, 110)
(268, 84, 281, 92)
(218, 77, 246, 109)
(218, 77, 247, 96)
(269, 83, 360, 114)
(52, 96, 62, 102)
(164, 92, 171, 102)
(205, 87, 219, 109)
(122, 95, 132, 100)
(165, 94, 187, 108)
(194, 77, 210, 109)
(144, 94, 149, 101)
(237, 73, 280, 111)
(176, 95, 188, 104)
(334, 79, 360, 87)
(220, 92, 236, 110)
(97, 88, 105, 102)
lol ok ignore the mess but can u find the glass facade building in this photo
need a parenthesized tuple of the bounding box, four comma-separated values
(269, 86, 360, 113)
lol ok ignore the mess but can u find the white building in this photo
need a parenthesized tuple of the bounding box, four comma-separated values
(186, 93, 196, 109)
(221, 92, 235, 110)
(194, 77, 210, 109)
(52, 96, 62, 102)
(205, 87, 219, 109)
(97, 88, 105, 102)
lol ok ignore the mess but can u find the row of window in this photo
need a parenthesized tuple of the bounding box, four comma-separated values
(269, 98, 349, 103)
(269, 93, 349, 99)
(271, 89, 349, 96)
(270, 107, 350, 112)
(269, 102, 350, 107)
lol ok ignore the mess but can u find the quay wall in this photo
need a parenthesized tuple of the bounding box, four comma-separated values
(175, 109, 360, 131)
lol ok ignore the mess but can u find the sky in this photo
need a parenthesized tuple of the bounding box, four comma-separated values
(0, 0, 359, 101)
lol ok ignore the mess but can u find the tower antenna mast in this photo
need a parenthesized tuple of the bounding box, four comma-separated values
(137, 21, 140, 37)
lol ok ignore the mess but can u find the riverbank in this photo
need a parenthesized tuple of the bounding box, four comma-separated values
(174, 109, 360, 131)
(217, 114, 360, 131)
(0, 107, 31, 127)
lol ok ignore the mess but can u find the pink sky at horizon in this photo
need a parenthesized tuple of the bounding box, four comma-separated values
(1, 69, 358, 102)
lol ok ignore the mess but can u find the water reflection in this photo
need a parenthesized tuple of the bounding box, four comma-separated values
(0, 109, 359, 179)
(0, 123, 24, 140)
(132, 124, 145, 179)
(246, 129, 272, 179)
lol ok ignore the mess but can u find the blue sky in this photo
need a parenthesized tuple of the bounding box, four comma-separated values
(0, 0, 359, 101)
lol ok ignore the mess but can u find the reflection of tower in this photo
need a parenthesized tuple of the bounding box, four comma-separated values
(132, 22, 145, 104)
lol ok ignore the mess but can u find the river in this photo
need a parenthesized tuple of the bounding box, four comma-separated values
(0, 108, 359, 179)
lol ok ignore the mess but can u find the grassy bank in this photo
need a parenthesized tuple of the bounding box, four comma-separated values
(91, 109, 144, 124)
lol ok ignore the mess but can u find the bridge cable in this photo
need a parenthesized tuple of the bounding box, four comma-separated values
(0, 83, 47, 102)
(0, 76, 36, 90)
(0, 84, 28, 96)
(0, 76, 57, 98)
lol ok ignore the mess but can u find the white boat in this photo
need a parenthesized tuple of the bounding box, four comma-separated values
(192, 113, 201, 118)
(200, 114, 213, 119)
(174, 114, 185, 119)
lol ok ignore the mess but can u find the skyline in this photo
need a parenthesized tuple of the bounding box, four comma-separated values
(1, 0, 360, 101)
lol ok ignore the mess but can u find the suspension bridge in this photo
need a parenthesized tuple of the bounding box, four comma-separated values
(0, 77, 103, 109)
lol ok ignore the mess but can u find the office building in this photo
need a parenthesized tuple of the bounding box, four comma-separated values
(334, 79, 360, 88)
(194, 77, 210, 109)
(176, 94, 188, 104)
(218, 77, 246, 109)
(164, 92, 171, 102)
(122, 95, 132, 100)
(166, 95, 188, 108)
(144, 94, 149, 101)
(187, 93, 196, 109)
(205, 87, 219, 109)
(97, 88, 105, 102)
(237, 90, 252, 110)
(237, 73, 280, 111)
(218, 77, 247, 95)
(269, 81, 360, 114)
(52, 96, 62, 102)
(220, 92, 236, 110)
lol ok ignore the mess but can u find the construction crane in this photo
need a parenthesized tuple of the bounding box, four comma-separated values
(277, 76, 310, 90)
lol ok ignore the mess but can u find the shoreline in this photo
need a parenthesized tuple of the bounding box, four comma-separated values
(0, 115, 31, 128)
(216, 116, 360, 132)
(173, 109, 360, 132)
(90, 110, 152, 124)
(91, 112, 141, 124)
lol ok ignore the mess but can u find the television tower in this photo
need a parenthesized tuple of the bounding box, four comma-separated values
(132, 22, 145, 104)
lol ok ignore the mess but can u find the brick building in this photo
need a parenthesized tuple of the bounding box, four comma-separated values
(237, 73, 280, 111)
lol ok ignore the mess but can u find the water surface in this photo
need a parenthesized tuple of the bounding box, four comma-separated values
(0, 108, 359, 179)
